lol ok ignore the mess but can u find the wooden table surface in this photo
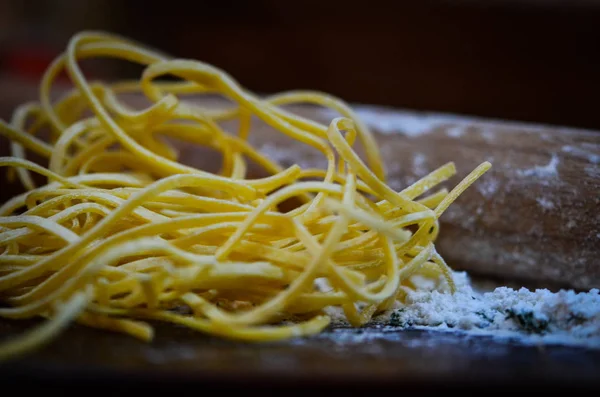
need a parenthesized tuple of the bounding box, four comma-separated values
(1, 318, 600, 393)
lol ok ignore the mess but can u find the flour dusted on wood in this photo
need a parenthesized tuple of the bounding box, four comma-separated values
(537, 197, 556, 210)
(562, 145, 600, 164)
(321, 272, 600, 349)
(516, 154, 560, 179)
(319, 106, 470, 137)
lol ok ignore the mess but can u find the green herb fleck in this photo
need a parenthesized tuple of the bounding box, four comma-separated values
(567, 313, 587, 325)
(388, 309, 409, 327)
(475, 310, 494, 324)
(506, 308, 549, 334)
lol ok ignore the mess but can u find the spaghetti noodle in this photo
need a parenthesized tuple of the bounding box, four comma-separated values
(0, 31, 491, 360)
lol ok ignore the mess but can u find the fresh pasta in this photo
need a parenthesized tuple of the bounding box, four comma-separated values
(0, 31, 491, 360)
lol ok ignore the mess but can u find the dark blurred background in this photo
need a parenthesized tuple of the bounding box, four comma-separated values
(1, 0, 600, 130)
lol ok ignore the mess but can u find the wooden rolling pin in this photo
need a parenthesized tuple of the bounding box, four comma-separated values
(0, 85, 598, 290)
(178, 99, 600, 291)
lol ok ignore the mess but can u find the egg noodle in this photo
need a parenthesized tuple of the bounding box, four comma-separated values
(0, 31, 491, 360)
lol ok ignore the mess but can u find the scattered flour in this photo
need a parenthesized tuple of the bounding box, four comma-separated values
(412, 153, 427, 175)
(481, 129, 496, 142)
(446, 125, 466, 138)
(317, 104, 600, 143)
(322, 272, 600, 349)
(536, 197, 555, 210)
(476, 177, 500, 199)
(585, 165, 599, 178)
(562, 145, 600, 164)
(516, 154, 560, 178)
(320, 106, 469, 137)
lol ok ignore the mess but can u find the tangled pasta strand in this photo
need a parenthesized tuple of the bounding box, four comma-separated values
(0, 31, 491, 360)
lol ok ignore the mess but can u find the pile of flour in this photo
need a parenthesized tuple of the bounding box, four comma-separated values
(322, 272, 600, 349)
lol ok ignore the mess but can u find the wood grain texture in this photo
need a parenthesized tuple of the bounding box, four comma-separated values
(0, 81, 598, 290)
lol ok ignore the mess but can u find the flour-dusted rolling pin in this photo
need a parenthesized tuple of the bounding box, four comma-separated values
(1, 84, 598, 290)
(174, 101, 600, 291)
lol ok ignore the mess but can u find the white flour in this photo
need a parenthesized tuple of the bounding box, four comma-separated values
(476, 177, 500, 199)
(321, 272, 600, 349)
(562, 145, 600, 164)
(320, 106, 470, 137)
(536, 197, 556, 210)
(516, 154, 560, 179)
(318, 105, 600, 139)
(412, 153, 427, 175)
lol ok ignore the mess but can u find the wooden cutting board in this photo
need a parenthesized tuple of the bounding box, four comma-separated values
(0, 76, 599, 393)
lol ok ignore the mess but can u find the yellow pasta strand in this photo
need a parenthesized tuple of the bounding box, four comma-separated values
(0, 31, 491, 361)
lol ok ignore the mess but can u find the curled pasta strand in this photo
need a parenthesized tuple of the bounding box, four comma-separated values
(0, 30, 491, 361)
